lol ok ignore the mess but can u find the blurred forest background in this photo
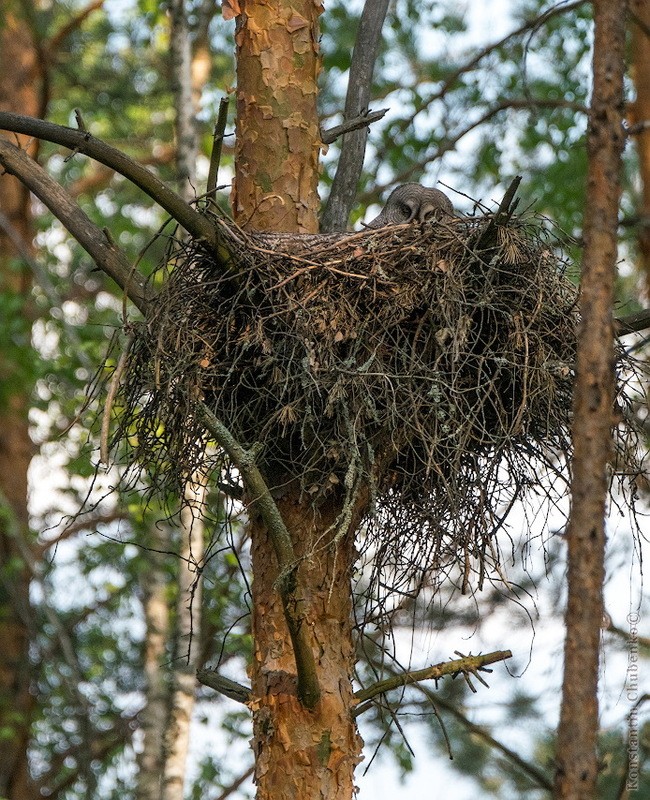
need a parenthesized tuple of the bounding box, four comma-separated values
(0, 1, 648, 798)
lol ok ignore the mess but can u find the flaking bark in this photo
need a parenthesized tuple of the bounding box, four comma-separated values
(554, 2, 627, 798)
(232, 0, 323, 232)
(249, 495, 364, 800)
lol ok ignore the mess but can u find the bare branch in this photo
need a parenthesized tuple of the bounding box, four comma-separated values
(206, 97, 230, 205)
(352, 650, 512, 714)
(47, 0, 105, 54)
(320, 0, 390, 232)
(625, 118, 650, 136)
(35, 512, 125, 557)
(213, 766, 255, 800)
(320, 108, 388, 146)
(196, 669, 252, 704)
(615, 307, 650, 335)
(101, 337, 132, 464)
(423, 689, 554, 791)
(196, 403, 321, 709)
(0, 112, 218, 248)
(366, 97, 588, 200)
(390, 0, 589, 138)
(0, 137, 152, 313)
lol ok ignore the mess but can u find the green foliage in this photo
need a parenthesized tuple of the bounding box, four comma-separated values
(2, 1, 647, 798)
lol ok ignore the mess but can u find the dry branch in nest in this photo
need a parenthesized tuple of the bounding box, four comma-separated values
(109, 206, 641, 608)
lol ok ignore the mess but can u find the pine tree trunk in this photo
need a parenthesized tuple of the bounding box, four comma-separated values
(250, 495, 363, 800)
(554, 1, 627, 797)
(232, 3, 364, 797)
(232, 0, 323, 233)
(0, 7, 40, 799)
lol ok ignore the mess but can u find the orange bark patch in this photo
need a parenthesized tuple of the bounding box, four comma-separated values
(233, 0, 323, 232)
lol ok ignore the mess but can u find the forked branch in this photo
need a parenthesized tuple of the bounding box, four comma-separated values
(0, 137, 152, 312)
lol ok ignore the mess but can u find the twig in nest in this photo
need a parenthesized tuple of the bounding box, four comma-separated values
(206, 96, 230, 207)
(100, 336, 132, 465)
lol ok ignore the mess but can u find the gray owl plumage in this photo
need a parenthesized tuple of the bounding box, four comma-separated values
(366, 183, 453, 228)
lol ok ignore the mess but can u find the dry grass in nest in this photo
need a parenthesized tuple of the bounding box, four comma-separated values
(109, 209, 641, 603)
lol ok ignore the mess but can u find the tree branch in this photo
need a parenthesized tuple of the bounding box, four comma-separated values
(390, 0, 589, 139)
(196, 669, 252, 704)
(0, 111, 219, 249)
(615, 306, 650, 335)
(207, 97, 230, 205)
(352, 650, 512, 715)
(320, 108, 388, 146)
(366, 97, 588, 201)
(47, 1, 105, 55)
(213, 765, 255, 800)
(34, 511, 125, 558)
(473, 176, 523, 253)
(423, 689, 554, 791)
(0, 137, 152, 313)
(196, 403, 321, 709)
(320, 0, 390, 232)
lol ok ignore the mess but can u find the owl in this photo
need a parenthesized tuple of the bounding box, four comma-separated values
(366, 183, 453, 228)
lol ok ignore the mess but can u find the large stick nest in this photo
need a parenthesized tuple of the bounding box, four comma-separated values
(111, 208, 640, 598)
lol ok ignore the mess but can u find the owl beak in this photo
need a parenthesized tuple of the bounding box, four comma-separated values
(418, 202, 436, 224)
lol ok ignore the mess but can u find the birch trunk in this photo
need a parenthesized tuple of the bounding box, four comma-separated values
(170, 0, 198, 200)
(162, 481, 206, 800)
(135, 527, 171, 800)
(160, 11, 208, 792)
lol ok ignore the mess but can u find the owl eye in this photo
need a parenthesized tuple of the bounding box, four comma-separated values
(399, 201, 417, 222)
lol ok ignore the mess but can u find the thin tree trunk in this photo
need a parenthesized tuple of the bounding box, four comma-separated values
(169, 0, 197, 200)
(162, 480, 206, 800)
(135, 526, 171, 800)
(160, 12, 206, 793)
(554, 2, 627, 798)
(0, 6, 40, 799)
(631, 0, 650, 295)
